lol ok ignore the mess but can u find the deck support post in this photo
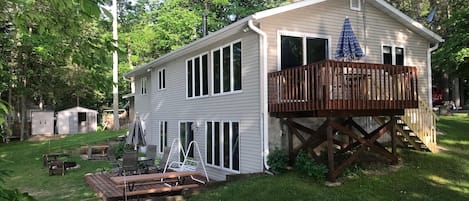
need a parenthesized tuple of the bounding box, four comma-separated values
(326, 121, 335, 182)
(391, 116, 398, 165)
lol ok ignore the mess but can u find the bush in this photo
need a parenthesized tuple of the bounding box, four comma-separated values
(294, 150, 327, 180)
(112, 141, 134, 159)
(267, 148, 288, 174)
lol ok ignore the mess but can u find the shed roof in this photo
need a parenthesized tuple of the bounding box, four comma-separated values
(58, 106, 98, 114)
(124, 0, 443, 78)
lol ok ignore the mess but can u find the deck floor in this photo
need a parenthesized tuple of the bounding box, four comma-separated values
(85, 172, 206, 201)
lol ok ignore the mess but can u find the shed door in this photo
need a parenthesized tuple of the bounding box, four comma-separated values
(32, 112, 54, 135)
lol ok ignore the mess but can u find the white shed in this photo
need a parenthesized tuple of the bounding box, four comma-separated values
(31, 111, 55, 135)
(57, 106, 97, 134)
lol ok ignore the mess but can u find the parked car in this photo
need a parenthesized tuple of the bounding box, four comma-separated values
(432, 86, 443, 106)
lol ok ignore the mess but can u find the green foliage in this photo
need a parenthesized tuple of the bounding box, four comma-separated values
(267, 148, 288, 174)
(112, 141, 134, 159)
(294, 150, 327, 181)
(0, 159, 38, 201)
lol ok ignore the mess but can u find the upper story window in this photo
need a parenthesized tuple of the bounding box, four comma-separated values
(280, 32, 329, 70)
(140, 77, 147, 95)
(350, 0, 361, 11)
(187, 54, 209, 98)
(382, 45, 405, 65)
(158, 68, 166, 90)
(212, 41, 242, 95)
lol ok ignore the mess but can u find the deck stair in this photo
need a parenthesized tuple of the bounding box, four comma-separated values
(374, 99, 438, 153)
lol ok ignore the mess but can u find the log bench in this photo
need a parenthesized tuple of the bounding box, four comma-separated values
(80, 145, 109, 160)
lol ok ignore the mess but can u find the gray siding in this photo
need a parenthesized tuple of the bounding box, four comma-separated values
(259, 0, 432, 151)
(144, 31, 262, 181)
(134, 74, 152, 130)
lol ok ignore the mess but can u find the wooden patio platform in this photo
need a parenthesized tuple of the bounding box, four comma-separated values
(85, 173, 205, 201)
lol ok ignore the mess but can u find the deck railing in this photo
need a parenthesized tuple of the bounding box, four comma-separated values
(399, 99, 438, 152)
(268, 60, 418, 114)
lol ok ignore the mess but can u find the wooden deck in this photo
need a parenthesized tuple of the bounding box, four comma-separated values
(268, 60, 418, 117)
(85, 173, 204, 201)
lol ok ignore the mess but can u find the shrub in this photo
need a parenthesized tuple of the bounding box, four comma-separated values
(112, 141, 134, 159)
(267, 148, 288, 174)
(294, 150, 327, 180)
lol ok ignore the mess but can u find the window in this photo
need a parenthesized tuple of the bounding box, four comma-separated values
(159, 121, 168, 153)
(186, 54, 209, 98)
(140, 77, 147, 95)
(350, 0, 361, 11)
(382, 46, 405, 65)
(179, 121, 194, 158)
(206, 121, 239, 171)
(158, 68, 166, 90)
(280, 33, 329, 69)
(212, 41, 242, 95)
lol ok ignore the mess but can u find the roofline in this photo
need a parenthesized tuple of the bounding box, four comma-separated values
(124, 16, 252, 78)
(372, 0, 444, 43)
(252, 0, 326, 20)
(125, 0, 443, 78)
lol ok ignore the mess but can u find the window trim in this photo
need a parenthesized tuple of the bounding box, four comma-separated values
(157, 68, 166, 91)
(140, 77, 148, 95)
(211, 40, 243, 96)
(277, 30, 332, 71)
(381, 44, 406, 66)
(205, 120, 240, 173)
(350, 0, 361, 11)
(186, 53, 209, 99)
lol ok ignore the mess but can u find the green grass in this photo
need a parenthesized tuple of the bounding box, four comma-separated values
(189, 114, 469, 201)
(1, 115, 468, 201)
(0, 130, 125, 201)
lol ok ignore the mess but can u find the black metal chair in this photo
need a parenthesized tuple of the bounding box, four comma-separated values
(122, 151, 138, 175)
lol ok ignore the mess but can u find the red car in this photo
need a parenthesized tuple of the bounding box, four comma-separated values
(432, 86, 443, 106)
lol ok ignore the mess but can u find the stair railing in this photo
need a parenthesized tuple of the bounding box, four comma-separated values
(399, 99, 438, 152)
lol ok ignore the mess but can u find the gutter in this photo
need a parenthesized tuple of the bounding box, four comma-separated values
(427, 42, 439, 108)
(248, 19, 270, 170)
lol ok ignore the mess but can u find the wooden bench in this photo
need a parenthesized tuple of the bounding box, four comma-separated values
(43, 153, 70, 166)
(80, 145, 109, 160)
(110, 171, 203, 193)
(125, 183, 199, 197)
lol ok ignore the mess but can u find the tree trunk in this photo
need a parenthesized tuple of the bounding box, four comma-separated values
(20, 95, 26, 141)
(452, 77, 460, 108)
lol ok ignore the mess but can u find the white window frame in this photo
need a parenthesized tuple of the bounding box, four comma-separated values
(381, 45, 406, 66)
(211, 40, 243, 96)
(140, 77, 147, 95)
(277, 30, 332, 71)
(159, 121, 168, 153)
(205, 120, 240, 173)
(350, 0, 361, 11)
(158, 68, 166, 91)
(186, 53, 209, 99)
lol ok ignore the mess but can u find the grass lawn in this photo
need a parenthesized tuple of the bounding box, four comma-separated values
(0, 115, 468, 201)
(189, 114, 469, 201)
(0, 130, 125, 201)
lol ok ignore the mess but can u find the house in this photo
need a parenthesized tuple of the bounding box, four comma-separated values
(57, 106, 97, 134)
(124, 0, 443, 181)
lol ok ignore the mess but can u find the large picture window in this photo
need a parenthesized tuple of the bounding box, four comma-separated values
(206, 121, 239, 171)
(186, 54, 209, 98)
(280, 33, 329, 69)
(159, 121, 168, 153)
(382, 45, 405, 65)
(212, 41, 242, 95)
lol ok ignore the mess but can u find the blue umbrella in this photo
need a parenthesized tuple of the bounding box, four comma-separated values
(335, 17, 364, 61)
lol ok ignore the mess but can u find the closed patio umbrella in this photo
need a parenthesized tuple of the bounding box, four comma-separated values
(335, 16, 364, 61)
(126, 115, 146, 149)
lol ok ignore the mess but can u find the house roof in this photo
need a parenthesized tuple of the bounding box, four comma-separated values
(124, 0, 443, 78)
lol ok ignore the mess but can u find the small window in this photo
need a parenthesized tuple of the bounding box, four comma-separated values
(158, 68, 166, 90)
(382, 46, 405, 65)
(350, 0, 361, 11)
(141, 77, 147, 95)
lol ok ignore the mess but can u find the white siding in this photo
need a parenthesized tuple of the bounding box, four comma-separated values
(140, 31, 262, 180)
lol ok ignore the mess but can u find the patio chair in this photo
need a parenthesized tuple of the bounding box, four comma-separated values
(145, 145, 157, 166)
(122, 151, 138, 175)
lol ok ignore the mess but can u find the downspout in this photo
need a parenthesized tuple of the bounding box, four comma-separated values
(248, 19, 270, 170)
(428, 43, 439, 108)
